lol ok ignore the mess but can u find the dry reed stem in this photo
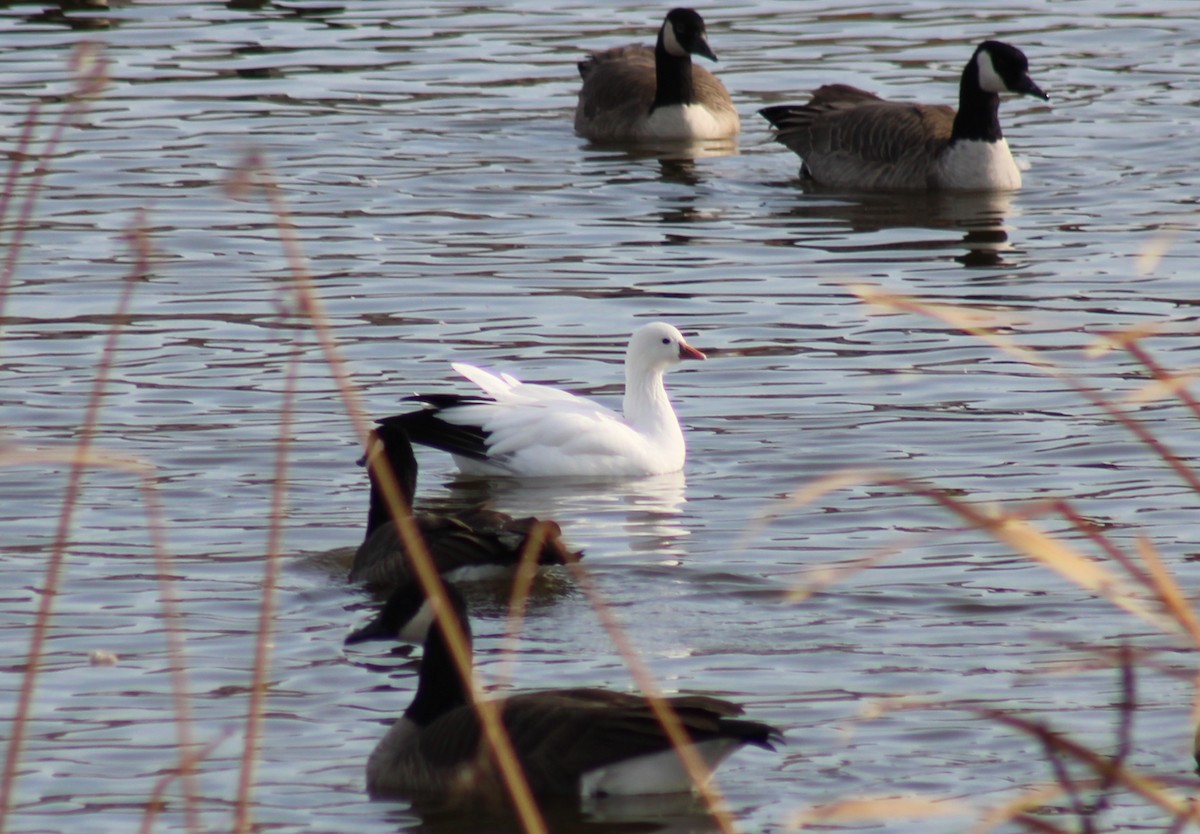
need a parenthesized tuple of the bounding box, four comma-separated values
(970, 708, 1196, 822)
(139, 730, 232, 834)
(563, 558, 741, 834)
(135, 471, 202, 834)
(0, 210, 154, 834)
(852, 285, 1200, 498)
(121, 218, 201, 834)
(229, 153, 550, 833)
(226, 154, 373, 449)
(1133, 536, 1200, 646)
(1119, 336, 1200, 425)
(769, 468, 1170, 633)
(788, 794, 970, 829)
(0, 43, 108, 330)
(232, 333, 302, 834)
(494, 523, 551, 690)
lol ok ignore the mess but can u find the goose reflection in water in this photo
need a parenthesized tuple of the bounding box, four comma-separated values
(766, 188, 1017, 269)
(444, 469, 691, 563)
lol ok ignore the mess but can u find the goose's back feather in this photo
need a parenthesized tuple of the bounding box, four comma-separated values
(763, 92, 957, 190)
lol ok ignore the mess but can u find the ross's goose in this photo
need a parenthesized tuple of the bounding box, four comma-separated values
(349, 580, 782, 799)
(384, 322, 706, 478)
(349, 421, 580, 593)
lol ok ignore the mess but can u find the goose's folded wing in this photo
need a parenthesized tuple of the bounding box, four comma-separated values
(806, 101, 956, 165)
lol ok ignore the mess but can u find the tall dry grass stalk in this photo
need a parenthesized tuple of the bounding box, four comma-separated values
(230, 155, 552, 834)
(0, 49, 202, 834)
(777, 286, 1200, 832)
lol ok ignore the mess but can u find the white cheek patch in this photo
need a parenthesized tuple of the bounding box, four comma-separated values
(662, 21, 688, 57)
(975, 50, 1008, 93)
(398, 599, 436, 644)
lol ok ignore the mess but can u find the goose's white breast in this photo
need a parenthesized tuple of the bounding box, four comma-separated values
(640, 103, 734, 141)
(937, 138, 1022, 190)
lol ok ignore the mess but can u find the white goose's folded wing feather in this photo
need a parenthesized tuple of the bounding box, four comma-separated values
(438, 366, 649, 466)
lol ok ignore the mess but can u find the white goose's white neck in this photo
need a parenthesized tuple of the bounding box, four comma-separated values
(623, 365, 685, 465)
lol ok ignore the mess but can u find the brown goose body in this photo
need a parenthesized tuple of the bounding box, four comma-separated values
(574, 9, 739, 143)
(349, 422, 578, 590)
(760, 41, 1047, 191)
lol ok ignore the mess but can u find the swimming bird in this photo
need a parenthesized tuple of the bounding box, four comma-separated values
(349, 422, 580, 589)
(383, 322, 706, 479)
(350, 580, 782, 799)
(759, 40, 1048, 190)
(574, 8, 739, 143)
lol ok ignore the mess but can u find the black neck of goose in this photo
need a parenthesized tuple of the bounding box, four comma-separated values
(652, 31, 696, 110)
(364, 432, 418, 541)
(951, 59, 1003, 143)
(404, 594, 472, 727)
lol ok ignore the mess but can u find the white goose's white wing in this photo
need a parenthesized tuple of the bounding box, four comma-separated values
(440, 363, 663, 477)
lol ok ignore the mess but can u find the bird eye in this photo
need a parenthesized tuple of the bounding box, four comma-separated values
(662, 337, 671, 345)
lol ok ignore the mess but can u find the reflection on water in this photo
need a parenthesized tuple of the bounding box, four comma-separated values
(766, 187, 1017, 267)
(393, 789, 726, 834)
(443, 470, 690, 559)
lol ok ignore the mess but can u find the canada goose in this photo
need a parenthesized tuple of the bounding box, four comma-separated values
(759, 41, 1048, 190)
(574, 8, 739, 143)
(349, 422, 579, 589)
(351, 581, 782, 799)
(383, 323, 706, 478)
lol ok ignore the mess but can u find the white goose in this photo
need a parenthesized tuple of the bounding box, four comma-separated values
(384, 323, 706, 478)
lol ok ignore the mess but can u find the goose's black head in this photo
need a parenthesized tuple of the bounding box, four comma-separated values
(973, 40, 1048, 101)
(659, 8, 718, 62)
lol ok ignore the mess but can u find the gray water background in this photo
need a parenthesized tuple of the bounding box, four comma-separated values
(2, 2, 1200, 832)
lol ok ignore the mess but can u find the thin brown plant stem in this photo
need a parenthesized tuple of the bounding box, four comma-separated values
(233, 333, 302, 834)
(138, 729, 232, 834)
(1166, 807, 1193, 834)
(370, 378, 536, 820)
(229, 153, 373, 450)
(1095, 645, 1135, 804)
(233, 150, 548, 834)
(495, 523, 549, 690)
(1047, 498, 1158, 591)
(0, 103, 41, 233)
(854, 287, 1200, 498)
(1035, 734, 1089, 833)
(412, 560, 549, 834)
(1120, 338, 1200, 423)
(1134, 536, 1200, 646)
(136, 473, 200, 834)
(122, 219, 200, 834)
(871, 474, 1167, 629)
(564, 559, 740, 834)
(0, 207, 145, 834)
(364, 415, 547, 832)
(1012, 814, 1072, 834)
(958, 707, 1196, 821)
(0, 43, 108, 330)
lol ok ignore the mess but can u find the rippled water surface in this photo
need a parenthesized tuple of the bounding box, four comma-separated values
(3, 1, 1200, 832)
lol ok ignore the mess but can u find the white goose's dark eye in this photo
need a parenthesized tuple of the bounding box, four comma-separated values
(662, 337, 671, 345)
